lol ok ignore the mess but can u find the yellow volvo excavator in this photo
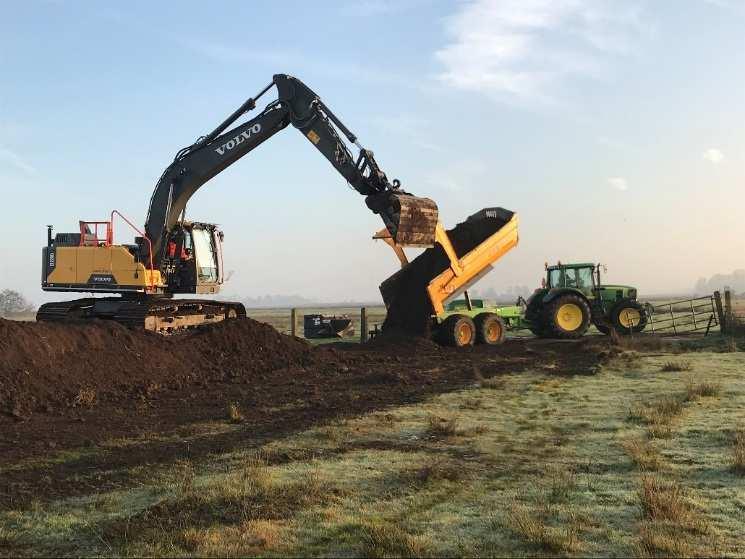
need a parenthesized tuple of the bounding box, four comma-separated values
(38, 74, 438, 332)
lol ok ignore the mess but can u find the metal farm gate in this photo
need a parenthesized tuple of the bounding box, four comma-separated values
(644, 294, 721, 336)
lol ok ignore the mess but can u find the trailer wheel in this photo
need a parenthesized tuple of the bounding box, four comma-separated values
(610, 299, 647, 335)
(475, 313, 506, 345)
(439, 314, 476, 347)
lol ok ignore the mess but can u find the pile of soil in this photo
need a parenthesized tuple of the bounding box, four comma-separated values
(0, 317, 327, 419)
(0, 312, 621, 505)
(380, 208, 514, 336)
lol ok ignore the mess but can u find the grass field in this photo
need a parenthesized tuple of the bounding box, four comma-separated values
(2, 336, 744, 557)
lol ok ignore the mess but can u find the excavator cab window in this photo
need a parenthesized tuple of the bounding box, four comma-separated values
(182, 231, 192, 257)
(192, 227, 218, 283)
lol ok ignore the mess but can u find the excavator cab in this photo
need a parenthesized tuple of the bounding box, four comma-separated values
(162, 222, 224, 295)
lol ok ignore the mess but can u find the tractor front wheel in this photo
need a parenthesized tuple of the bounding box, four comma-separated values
(439, 314, 476, 347)
(610, 299, 647, 334)
(542, 294, 591, 339)
(475, 313, 506, 345)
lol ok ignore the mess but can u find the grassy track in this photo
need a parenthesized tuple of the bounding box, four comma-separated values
(2, 340, 744, 557)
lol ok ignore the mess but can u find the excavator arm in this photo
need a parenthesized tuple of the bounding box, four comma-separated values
(144, 74, 438, 267)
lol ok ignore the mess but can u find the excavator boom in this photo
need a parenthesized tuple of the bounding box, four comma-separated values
(144, 74, 438, 266)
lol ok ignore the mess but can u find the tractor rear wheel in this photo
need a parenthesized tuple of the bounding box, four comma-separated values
(541, 294, 591, 339)
(475, 313, 506, 345)
(439, 314, 476, 347)
(610, 299, 647, 334)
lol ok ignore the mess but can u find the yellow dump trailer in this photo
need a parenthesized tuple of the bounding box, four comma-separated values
(378, 208, 519, 346)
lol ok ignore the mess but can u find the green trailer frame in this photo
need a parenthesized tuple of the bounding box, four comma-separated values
(440, 297, 528, 330)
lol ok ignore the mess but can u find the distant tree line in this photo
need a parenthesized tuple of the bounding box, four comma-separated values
(0, 289, 34, 316)
(239, 294, 317, 308)
(694, 270, 745, 296)
(471, 285, 533, 303)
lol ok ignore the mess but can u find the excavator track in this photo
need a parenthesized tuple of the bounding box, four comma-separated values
(37, 297, 246, 334)
(35, 298, 100, 322)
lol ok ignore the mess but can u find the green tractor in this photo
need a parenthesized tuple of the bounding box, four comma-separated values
(524, 262, 647, 339)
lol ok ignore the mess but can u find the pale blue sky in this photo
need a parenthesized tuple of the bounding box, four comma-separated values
(1, 0, 743, 303)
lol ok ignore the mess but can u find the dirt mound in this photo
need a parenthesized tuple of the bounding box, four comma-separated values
(0, 322, 629, 504)
(363, 330, 442, 353)
(0, 318, 323, 419)
(380, 208, 514, 336)
(184, 318, 317, 375)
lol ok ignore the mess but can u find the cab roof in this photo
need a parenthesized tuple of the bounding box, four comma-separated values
(546, 262, 595, 270)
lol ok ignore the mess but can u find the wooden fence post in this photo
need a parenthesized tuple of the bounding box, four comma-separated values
(714, 291, 726, 334)
(290, 308, 298, 337)
(360, 307, 368, 343)
(724, 290, 733, 332)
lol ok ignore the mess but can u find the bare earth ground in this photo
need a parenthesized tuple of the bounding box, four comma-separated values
(1, 319, 744, 556)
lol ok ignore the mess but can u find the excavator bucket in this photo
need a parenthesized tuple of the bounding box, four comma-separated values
(384, 193, 439, 247)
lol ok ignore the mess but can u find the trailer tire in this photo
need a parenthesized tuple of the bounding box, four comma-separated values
(439, 314, 476, 347)
(542, 294, 591, 339)
(610, 299, 647, 335)
(475, 313, 506, 345)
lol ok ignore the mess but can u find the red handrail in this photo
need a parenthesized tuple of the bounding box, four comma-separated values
(110, 210, 156, 292)
(78, 221, 112, 247)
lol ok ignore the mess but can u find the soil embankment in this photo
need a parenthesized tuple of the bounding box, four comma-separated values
(0, 317, 320, 419)
(0, 316, 614, 505)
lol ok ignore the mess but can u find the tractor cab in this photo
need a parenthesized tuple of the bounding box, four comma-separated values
(526, 261, 647, 339)
(545, 262, 637, 305)
(545, 262, 597, 296)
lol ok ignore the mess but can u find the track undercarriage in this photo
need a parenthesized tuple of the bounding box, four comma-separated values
(36, 297, 246, 334)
